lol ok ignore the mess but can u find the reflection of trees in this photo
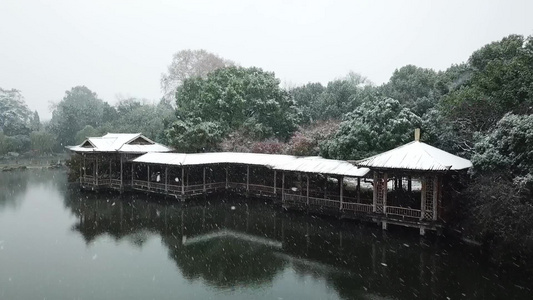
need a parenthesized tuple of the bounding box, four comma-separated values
(0, 169, 67, 209)
(163, 234, 285, 288)
(62, 191, 530, 300)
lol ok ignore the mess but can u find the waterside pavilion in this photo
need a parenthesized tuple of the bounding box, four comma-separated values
(68, 132, 471, 235)
(67, 133, 173, 191)
(354, 131, 472, 234)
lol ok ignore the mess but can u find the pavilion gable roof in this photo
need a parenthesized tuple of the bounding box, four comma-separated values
(67, 133, 173, 153)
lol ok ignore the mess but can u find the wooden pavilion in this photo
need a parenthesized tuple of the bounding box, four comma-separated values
(67, 133, 173, 192)
(354, 130, 472, 234)
(68, 131, 472, 235)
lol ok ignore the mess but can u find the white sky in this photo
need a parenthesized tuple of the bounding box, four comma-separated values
(1, 0, 532, 120)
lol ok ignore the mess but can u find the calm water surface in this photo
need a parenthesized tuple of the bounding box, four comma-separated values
(0, 169, 531, 299)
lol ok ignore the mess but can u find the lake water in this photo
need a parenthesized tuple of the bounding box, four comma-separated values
(0, 169, 531, 299)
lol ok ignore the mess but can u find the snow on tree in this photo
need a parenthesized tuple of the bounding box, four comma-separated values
(160, 49, 235, 103)
(0, 88, 32, 136)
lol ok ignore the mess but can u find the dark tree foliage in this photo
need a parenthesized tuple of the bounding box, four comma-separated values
(290, 72, 374, 123)
(49, 86, 107, 147)
(441, 35, 533, 133)
(320, 97, 421, 160)
(167, 66, 300, 151)
(381, 65, 440, 116)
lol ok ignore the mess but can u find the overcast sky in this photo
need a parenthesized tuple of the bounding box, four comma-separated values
(1, 0, 532, 120)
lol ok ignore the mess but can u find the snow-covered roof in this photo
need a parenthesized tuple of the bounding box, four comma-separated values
(67, 133, 173, 154)
(133, 152, 370, 177)
(274, 156, 369, 177)
(355, 141, 472, 171)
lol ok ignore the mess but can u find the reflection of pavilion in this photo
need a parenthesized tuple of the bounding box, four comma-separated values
(65, 192, 446, 299)
(182, 229, 282, 248)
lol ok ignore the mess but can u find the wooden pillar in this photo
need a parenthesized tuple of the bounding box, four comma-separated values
(408, 176, 412, 192)
(109, 156, 112, 181)
(225, 166, 229, 189)
(203, 166, 206, 192)
(324, 175, 328, 199)
(357, 177, 361, 203)
(306, 174, 310, 206)
(131, 163, 134, 186)
(282, 172, 285, 203)
(246, 165, 250, 192)
(147, 164, 150, 189)
(420, 175, 426, 220)
(273, 170, 277, 194)
(165, 166, 168, 194)
(95, 156, 99, 186)
(383, 173, 388, 215)
(79, 155, 82, 184)
(398, 176, 402, 190)
(120, 154, 123, 190)
(433, 175, 438, 221)
(372, 172, 377, 212)
(299, 173, 302, 195)
(339, 176, 344, 210)
(181, 167, 185, 196)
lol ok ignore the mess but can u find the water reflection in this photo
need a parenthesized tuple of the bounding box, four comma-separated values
(0, 169, 67, 209)
(62, 189, 532, 300)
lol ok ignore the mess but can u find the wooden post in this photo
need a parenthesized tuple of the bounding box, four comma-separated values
(324, 175, 328, 199)
(79, 155, 82, 184)
(203, 166, 206, 192)
(398, 176, 402, 190)
(306, 174, 310, 206)
(372, 172, 377, 212)
(120, 154, 123, 190)
(339, 176, 344, 210)
(95, 156, 98, 186)
(299, 173, 302, 196)
(433, 175, 438, 221)
(383, 173, 388, 215)
(147, 164, 150, 189)
(131, 163, 134, 186)
(165, 166, 168, 194)
(273, 170, 277, 194)
(109, 157, 112, 183)
(420, 175, 426, 220)
(181, 167, 185, 196)
(246, 165, 250, 192)
(357, 177, 361, 203)
(282, 172, 285, 203)
(225, 166, 229, 189)
(408, 175, 412, 192)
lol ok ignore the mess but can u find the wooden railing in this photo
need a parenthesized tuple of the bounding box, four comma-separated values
(385, 206, 421, 218)
(309, 196, 340, 209)
(110, 179, 122, 189)
(248, 184, 276, 194)
(342, 202, 373, 213)
(81, 176, 95, 186)
(284, 193, 307, 204)
(82, 177, 426, 221)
